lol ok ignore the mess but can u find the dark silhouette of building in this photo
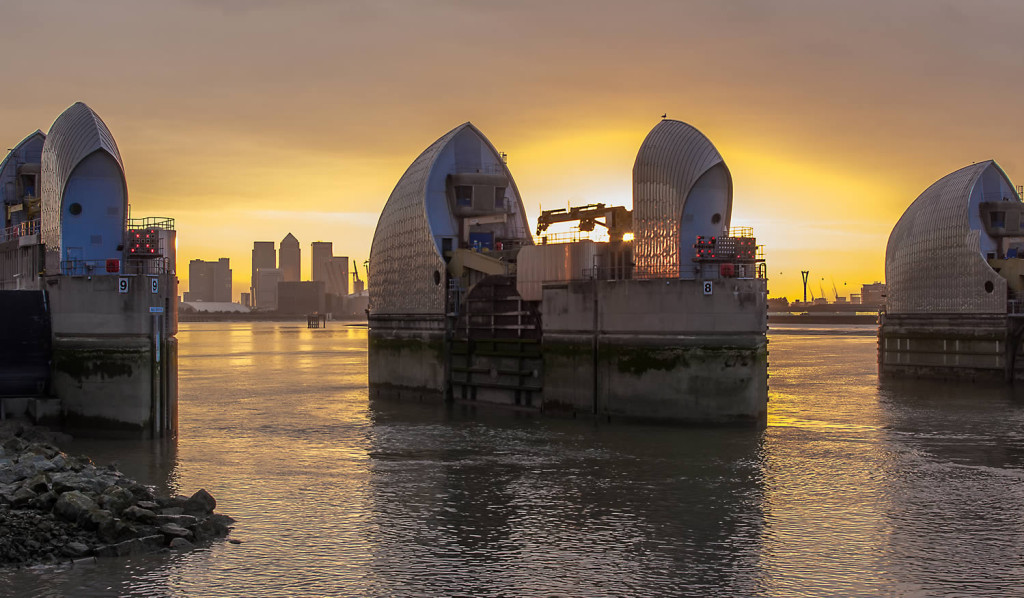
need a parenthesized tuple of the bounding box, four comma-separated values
(311, 241, 350, 313)
(184, 258, 231, 302)
(280, 233, 300, 282)
(311, 241, 332, 283)
(251, 241, 275, 308)
(861, 283, 886, 308)
(277, 281, 325, 315)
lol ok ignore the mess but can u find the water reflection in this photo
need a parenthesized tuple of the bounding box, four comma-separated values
(365, 399, 767, 596)
(3, 323, 1024, 596)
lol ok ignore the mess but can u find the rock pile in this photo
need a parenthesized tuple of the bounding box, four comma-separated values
(0, 424, 234, 567)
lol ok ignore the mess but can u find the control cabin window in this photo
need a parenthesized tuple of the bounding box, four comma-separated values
(19, 174, 37, 198)
(991, 211, 1006, 228)
(455, 185, 473, 207)
(494, 186, 506, 209)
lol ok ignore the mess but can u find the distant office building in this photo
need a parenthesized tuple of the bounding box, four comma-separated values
(325, 256, 349, 297)
(280, 233, 300, 282)
(278, 281, 326, 315)
(311, 241, 350, 306)
(184, 258, 231, 303)
(240, 292, 251, 309)
(311, 241, 333, 283)
(255, 267, 283, 311)
(861, 283, 886, 307)
(251, 241, 276, 307)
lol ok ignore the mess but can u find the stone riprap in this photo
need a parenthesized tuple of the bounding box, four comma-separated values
(0, 422, 234, 567)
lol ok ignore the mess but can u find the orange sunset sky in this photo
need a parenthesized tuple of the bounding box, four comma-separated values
(2, 1, 1022, 301)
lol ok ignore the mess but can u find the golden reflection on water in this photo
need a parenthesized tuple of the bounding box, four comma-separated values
(4, 323, 1024, 596)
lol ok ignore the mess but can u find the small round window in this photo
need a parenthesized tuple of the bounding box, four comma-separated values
(68, 203, 82, 215)
(711, 213, 721, 224)
(433, 270, 442, 286)
(985, 281, 994, 293)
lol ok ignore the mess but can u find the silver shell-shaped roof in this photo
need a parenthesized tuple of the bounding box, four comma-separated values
(886, 161, 1012, 314)
(369, 123, 528, 316)
(40, 102, 125, 271)
(632, 119, 732, 277)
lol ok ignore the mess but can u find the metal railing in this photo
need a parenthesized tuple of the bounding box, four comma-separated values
(1, 219, 40, 242)
(534, 229, 611, 245)
(61, 260, 118, 276)
(127, 216, 175, 231)
(61, 257, 172, 276)
(453, 162, 505, 175)
(124, 257, 172, 275)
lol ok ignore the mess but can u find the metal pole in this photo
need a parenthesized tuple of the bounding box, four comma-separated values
(801, 270, 809, 304)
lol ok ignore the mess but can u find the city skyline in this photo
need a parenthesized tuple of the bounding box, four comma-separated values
(3, 1, 1022, 300)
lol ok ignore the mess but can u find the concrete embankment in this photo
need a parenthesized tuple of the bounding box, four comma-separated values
(0, 421, 234, 567)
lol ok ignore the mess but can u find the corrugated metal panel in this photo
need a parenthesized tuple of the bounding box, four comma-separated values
(632, 120, 731, 278)
(885, 161, 1010, 314)
(516, 241, 598, 301)
(40, 103, 125, 273)
(369, 123, 531, 316)
(368, 126, 458, 316)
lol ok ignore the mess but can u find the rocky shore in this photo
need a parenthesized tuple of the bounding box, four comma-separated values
(0, 421, 234, 567)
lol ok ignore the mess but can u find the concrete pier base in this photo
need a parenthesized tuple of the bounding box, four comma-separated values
(368, 315, 446, 402)
(45, 274, 178, 438)
(878, 313, 1024, 382)
(543, 333, 768, 424)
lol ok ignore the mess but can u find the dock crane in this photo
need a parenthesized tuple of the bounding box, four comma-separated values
(352, 260, 366, 293)
(535, 203, 633, 242)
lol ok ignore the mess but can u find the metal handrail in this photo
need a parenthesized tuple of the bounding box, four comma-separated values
(1, 219, 40, 242)
(128, 216, 175, 231)
(61, 257, 171, 276)
(61, 260, 117, 276)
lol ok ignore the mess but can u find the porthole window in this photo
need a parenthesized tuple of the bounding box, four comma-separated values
(69, 203, 82, 215)
(434, 270, 442, 286)
(711, 213, 721, 224)
(985, 281, 995, 293)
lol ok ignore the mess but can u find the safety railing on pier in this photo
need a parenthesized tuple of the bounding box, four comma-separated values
(1009, 289, 1024, 314)
(124, 257, 172, 275)
(580, 262, 769, 281)
(61, 260, 118, 277)
(534, 229, 612, 245)
(61, 257, 172, 277)
(127, 216, 175, 230)
(1, 219, 40, 242)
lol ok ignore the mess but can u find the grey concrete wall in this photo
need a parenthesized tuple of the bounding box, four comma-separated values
(878, 313, 1017, 380)
(543, 333, 768, 424)
(540, 278, 768, 424)
(542, 278, 766, 334)
(47, 273, 175, 335)
(52, 335, 154, 433)
(45, 273, 178, 437)
(368, 316, 446, 401)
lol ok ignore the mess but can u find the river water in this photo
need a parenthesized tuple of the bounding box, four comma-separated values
(3, 322, 1024, 597)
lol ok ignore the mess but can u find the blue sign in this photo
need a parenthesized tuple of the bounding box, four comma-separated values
(149, 306, 164, 313)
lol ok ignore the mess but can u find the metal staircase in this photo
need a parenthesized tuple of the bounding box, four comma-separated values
(448, 275, 542, 408)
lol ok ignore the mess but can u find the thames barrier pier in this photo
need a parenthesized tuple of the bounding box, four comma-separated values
(0, 102, 177, 437)
(368, 119, 768, 424)
(880, 160, 1024, 381)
